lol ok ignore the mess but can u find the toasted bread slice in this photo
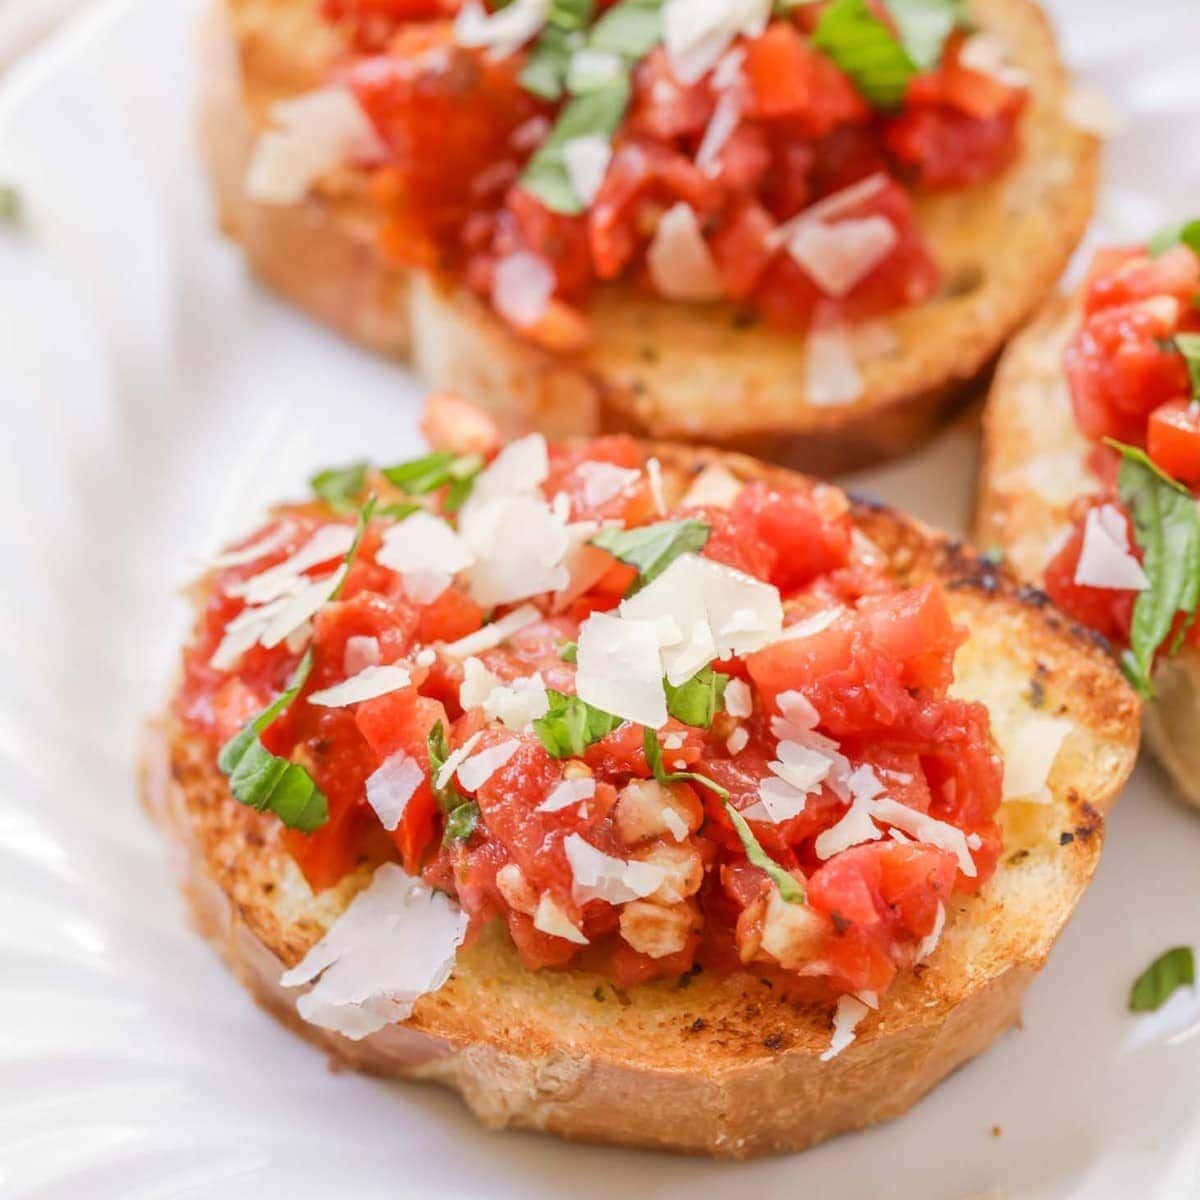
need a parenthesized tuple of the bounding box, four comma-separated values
(142, 442, 1139, 1158)
(200, 0, 1100, 472)
(977, 298, 1200, 808)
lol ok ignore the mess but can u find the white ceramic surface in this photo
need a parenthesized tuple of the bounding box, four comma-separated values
(1, 1, 1198, 1195)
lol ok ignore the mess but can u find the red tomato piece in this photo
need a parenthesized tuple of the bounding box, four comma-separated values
(1148, 399, 1200, 485)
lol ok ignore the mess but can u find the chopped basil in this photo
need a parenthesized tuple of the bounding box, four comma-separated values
(443, 800, 482, 844)
(520, 0, 593, 100)
(1129, 946, 1195, 1012)
(534, 689, 622, 757)
(0, 184, 19, 225)
(814, 0, 963, 109)
(382, 450, 483, 511)
(558, 640, 579, 663)
(590, 518, 710, 593)
(329, 494, 376, 602)
(309, 461, 367, 513)
(664, 667, 729, 728)
(427, 720, 465, 813)
(379, 501, 421, 521)
(218, 649, 329, 833)
(1175, 332, 1200, 399)
(588, 0, 663, 59)
(642, 727, 729, 800)
(521, 76, 631, 214)
(1107, 441, 1200, 696)
(724, 803, 807, 905)
(1148, 218, 1200, 259)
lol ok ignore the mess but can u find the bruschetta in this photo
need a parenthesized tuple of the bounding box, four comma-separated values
(201, 0, 1100, 472)
(977, 227, 1200, 809)
(143, 394, 1139, 1157)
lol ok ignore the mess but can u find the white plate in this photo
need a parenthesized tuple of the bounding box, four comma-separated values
(1, 2, 1199, 1196)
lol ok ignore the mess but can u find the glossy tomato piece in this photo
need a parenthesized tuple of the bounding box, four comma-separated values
(710, 199, 777, 301)
(1082, 244, 1200, 318)
(627, 46, 713, 139)
(856, 582, 963, 693)
(1147, 399, 1200, 484)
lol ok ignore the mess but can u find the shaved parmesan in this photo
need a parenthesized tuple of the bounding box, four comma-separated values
(456, 739, 519, 792)
(365, 751, 424, 831)
(770, 174, 889, 248)
(460, 657, 502, 710)
(916, 901, 946, 963)
(246, 86, 384, 205)
(814, 767, 884, 857)
(461, 495, 571, 606)
(454, 0, 548, 57)
(564, 834, 667, 905)
(872, 797, 977, 877)
(577, 461, 641, 509)
(805, 319, 863, 407)
(460, 433, 548, 519)
(1001, 716, 1074, 804)
(228, 524, 354, 603)
(646, 457, 667, 516)
(647, 203, 724, 302)
(575, 611, 668, 727)
(209, 524, 293, 570)
(726, 725, 749, 754)
(958, 32, 1030, 88)
(308, 664, 411, 707)
(1074, 504, 1149, 591)
(344, 635, 381, 675)
(377, 512, 474, 605)
(479, 672, 550, 730)
(562, 134, 613, 207)
(787, 216, 897, 298)
(435, 732, 484, 792)
(724, 677, 752, 718)
(281, 865, 467, 1040)
(442, 604, 542, 658)
(774, 607, 843, 642)
(662, 0, 770, 85)
(538, 777, 596, 813)
(820, 994, 869, 1061)
(681, 462, 743, 509)
(696, 87, 741, 176)
(415, 648, 437, 668)
(261, 568, 346, 651)
(534, 893, 589, 944)
(492, 251, 555, 330)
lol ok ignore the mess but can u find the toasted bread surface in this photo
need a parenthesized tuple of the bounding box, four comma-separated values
(143, 443, 1139, 1157)
(201, 0, 1100, 471)
(977, 299, 1200, 809)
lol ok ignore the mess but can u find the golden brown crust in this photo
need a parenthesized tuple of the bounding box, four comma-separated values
(202, 0, 1100, 471)
(143, 443, 1139, 1157)
(976, 296, 1200, 809)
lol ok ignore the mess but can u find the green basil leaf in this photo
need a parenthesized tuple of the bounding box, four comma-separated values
(520, 75, 631, 214)
(1148, 218, 1200, 259)
(379, 501, 421, 521)
(590, 518, 710, 593)
(642, 727, 729, 800)
(723, 802, 807, 905)
(1129, 946, 1195, 1012)
(589, 0, 663, 59)
(1107, 440, 1200, 695)
(664, 667, 729, 728)
(520, 25, 579, 100)
(558, 640, 579, 663)
(383, 451, 483, 503)
(1175, 332, 1200, 400)
(813, 0, 918, 109)
(534, 689, 622, 757)
(885, 0, 966, 71)
(329, 494, 377, 602)
(443, 800, 482, 844)
(309, 461, 367, 514)
(427, 719, 466, 813)
(0, 184, 20, 225)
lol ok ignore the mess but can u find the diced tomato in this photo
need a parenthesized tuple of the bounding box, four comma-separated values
(420, 391, 502, 457)
(857, 583, 964, 693)
(627, 46, 713, 140)
(1148, 399, 1200, 484)
(417, 586, 484, 644)
(710, 200, 777, 301)
(1082, 244, 1200, 318)
(1043, 506, 1137, 645)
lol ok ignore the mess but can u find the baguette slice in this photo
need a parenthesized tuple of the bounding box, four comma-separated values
(142, 442, 1139, 1158)
(201, 0, 1100, 473)
(977, 298, 1200, 809)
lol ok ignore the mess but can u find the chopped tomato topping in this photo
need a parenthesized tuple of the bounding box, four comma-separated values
(1147, 399, 1200, 485)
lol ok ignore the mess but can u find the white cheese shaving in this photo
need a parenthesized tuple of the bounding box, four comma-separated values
(227, 525, 355, 604)
(773, 607, 842, 642)
(246, 86, 384, 205)
(661, 806, 689, 841)
(281, 865, 467, 1040)
(534, 893, 589, 944)
(460, 494, 571, 606)
(562, 133, 613, 207)
(376, 512, 475, 605)
(307, 664, 412, 707)
(343, 635, 381, 675)
(662, 0, 770, 85)
(491, 251, 555, 330)
(538, 777, 597, 813)
(564, 834, 668, 905)
(726, 725, 749, 755)
(646, 457, 667, 516)
(1001, 716, 1074, 804)
(680, 462, 744, 509)
(456, 739, 519, 793)
(805, 319, 863, 407)
(787, 216, 897, 298)
(460, 657, 502, 710)
(958, 32, 1030, 88)
(696, 87, 741, 176)
(646, 202, 724, 302)
(723, 677, 752, 718)
(209, 525, 293, 570)
(454, 0, 549, 57)
(485, 673, 551, 730)
(576, 461, 641, 509)
(575, 611, 668, 727)
(442, 604, 542, 658)
(814, 766, 885, 857)
(1074, 504, 1149, 591)
(916, 901, 946, 964)
(435, 732, 484, 792)
(820, 994, 869, 1062)
(261, 567, 346, 652)
(620, 553, 783, 684)
(460, 432, 548, 519)
(871, 797, 977, 877)
(365, 751, 424, 832)
(769, 174, 889, 248)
